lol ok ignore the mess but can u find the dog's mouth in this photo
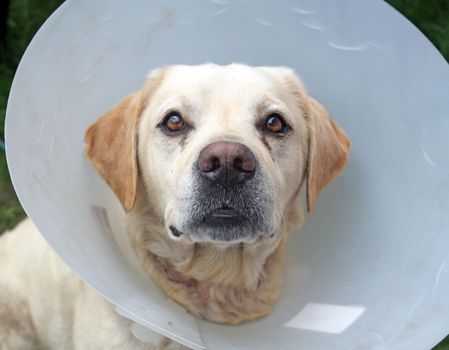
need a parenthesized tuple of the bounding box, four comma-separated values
(204, 206, 246, 224)
(170, 206, 250, 240)
(173, 172, 275, 242)
(171, 204, 275, 243)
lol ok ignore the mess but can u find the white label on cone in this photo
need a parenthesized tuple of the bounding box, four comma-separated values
(284, 303, 365, 334)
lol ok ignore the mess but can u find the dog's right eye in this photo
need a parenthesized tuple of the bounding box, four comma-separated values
(262, 113, 288, 136)
(161, 112, 186, 133)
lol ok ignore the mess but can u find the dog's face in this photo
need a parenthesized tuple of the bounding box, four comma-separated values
(86, 64, 350, 243)
(138, 65, 308, 242)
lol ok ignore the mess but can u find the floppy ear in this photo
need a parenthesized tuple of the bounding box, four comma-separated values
(85, 69, 166, 211)
(306, 97, 351, 213)
(256, 66, 351, 213)
(85, 93, 144, 212)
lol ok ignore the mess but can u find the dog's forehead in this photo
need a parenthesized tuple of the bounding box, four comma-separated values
(156, 64, 287, 101)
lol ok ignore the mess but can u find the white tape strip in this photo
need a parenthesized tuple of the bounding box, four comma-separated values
(284, 303, 365, 334)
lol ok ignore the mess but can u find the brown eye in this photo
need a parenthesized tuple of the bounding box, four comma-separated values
(264, 114, 287, 135)
(163, 113, 185, 132)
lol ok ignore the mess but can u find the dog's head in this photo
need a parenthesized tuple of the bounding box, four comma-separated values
(85, 64, 350, 243)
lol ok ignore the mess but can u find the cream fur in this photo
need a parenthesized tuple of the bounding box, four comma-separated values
(0, 219, 186, 350)
(0, 64, 350, 349)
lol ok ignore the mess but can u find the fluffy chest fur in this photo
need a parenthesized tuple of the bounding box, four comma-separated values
(127, 190, 303, 324)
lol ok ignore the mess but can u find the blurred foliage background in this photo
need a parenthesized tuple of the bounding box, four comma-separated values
(0, 0, 448, 348)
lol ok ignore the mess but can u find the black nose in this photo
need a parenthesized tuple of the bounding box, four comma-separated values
(197, 141, 256, 186)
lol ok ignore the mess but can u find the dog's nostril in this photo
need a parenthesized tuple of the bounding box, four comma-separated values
(234, 155, 255, 173)
(233, 157, 243, 171)
(210, 156, 220, 172)
(200, 155, 220, 172)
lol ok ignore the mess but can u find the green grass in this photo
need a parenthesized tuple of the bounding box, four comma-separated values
(0, 150, 24, 232)
(0, 0, 448, 348)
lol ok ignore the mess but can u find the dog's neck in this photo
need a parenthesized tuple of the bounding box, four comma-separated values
(127, 192, 302, 324)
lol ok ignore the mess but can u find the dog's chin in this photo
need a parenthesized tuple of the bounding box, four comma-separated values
(170, 208, 272, 243)
(191, 223, 258, 243)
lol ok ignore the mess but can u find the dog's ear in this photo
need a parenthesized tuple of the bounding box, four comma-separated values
(305, 97, 351, 213)
(85, 92, 144, 212)
(85, 69, 166, 212)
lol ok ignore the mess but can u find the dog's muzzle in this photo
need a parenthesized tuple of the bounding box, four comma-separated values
(174, 141, 275, 242)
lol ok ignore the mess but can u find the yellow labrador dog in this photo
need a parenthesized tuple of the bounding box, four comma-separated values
(0, 64, 350, 349)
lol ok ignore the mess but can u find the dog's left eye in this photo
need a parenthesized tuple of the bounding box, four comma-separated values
(162, 112, 186, 133)
(263, 113, 288, 135)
